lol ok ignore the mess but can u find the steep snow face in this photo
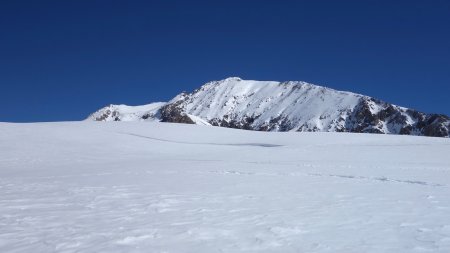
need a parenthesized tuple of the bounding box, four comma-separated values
(87, 77, 450, 137)
(87, 102, 166, 121)
(176, 77, 364, 132)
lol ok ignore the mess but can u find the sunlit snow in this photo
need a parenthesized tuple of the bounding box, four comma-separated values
(1, 122, 450, 252)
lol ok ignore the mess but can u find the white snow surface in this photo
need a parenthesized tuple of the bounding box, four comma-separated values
(1, 121, 450, 252)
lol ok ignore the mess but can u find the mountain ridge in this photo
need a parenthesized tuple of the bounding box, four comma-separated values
(87, 78, 450, 137)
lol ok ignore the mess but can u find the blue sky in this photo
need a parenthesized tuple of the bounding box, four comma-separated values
(1, 0, 449, 122)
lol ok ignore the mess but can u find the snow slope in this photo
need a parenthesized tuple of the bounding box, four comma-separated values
(1, 122, 450, 252)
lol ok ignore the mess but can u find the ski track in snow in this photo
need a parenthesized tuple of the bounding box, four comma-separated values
(207, 169, 446, 187)
(120, 132, 284, 147)
(1, 122, 450, 252)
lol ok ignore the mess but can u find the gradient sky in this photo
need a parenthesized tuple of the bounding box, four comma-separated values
(1, 0, 449, 122)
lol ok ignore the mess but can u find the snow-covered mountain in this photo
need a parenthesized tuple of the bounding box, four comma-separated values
(88, 77, 450, 137)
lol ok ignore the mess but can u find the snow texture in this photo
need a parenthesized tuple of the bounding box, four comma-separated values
(1, 121, 450, 252)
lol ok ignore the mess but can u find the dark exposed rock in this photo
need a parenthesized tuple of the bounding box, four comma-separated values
(159, 100, 194, 124)
(421, 114, 450, 137)
(94, 109, 112, 121)
(345, 98, 380, 133)
(209, 114, 258, 130)
(399, 126, 413, 135)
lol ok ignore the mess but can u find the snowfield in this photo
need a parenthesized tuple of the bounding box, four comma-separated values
(1, 122, 450, 252)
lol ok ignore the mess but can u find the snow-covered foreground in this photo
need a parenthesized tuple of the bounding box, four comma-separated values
(1, 122, 450, 253)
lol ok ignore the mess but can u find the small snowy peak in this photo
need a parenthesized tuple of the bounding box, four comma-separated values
(87, 102, 166, 121)
(222, 76, 242, 82)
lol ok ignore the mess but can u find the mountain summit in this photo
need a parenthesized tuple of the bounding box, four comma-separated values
(88, 78, 450, 137)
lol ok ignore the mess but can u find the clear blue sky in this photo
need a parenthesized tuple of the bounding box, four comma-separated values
(1, 0, 449, 122)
